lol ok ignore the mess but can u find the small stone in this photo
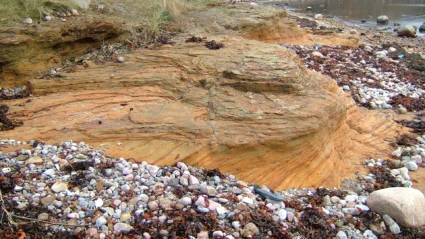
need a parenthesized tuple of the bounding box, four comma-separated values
(114, 223, 133, 233)
(51, 182, 68, 192)
(95, 198, 104, 208)
(71, 9, 79, 16)
(342, 208, 360, 215)
(122, 168, 132, 175)
(44, 15, 52, 21)
(232, 221, 241, 229)
(120, 213, 132, 222)
(189, 175, 199, 185)
(1, 168, 11, 173)
(53, 200, 63, 208)
(216, 206, 227, 215)
(336, 230, 348, 239)
(287, 212, 294, 222)
(355, 204, 370, 211)
(346, 201, 356, 208)
(392, 148, 403, 157)
(399, 167, 410, 180)
(149, 165, 159, 176)
(363, 229, 378, 239)
(38, 213, 49, 221)
(16, 202, 28, 210)
(323, 195, 332, 206)
(411, 155, 422, 164)
(377, 15, 389, 24)
(117, 56, 125, 63)
(197, 231, 209, 239)
(344, 195, 358, 202)
(26, 156, 43, 165)
(179, 177, 189, 186)
(330, 196, 340, 204)
(41, 195, 56, 206)
(241, 223, 259, 237)
(14, 186, 23, 192)
(124, 174, 134, 181)
(383, 214, 401, 234)
(121, 184, 131, 191)
(67, 212, 80, 219)
(241, 197, 253, 204)
(276, 209, 287, 221)
(203, 186, 218, 196)
(23, 18, 33, 24)
(311, 51, 324, 58)
(212, 231, 224, 238)
(178, 197, 192, 206)
(197, 205, 210, 213)
(148, 201, 158, 210)
(143, 232, 151, 239)
(96, 216, 107, 227)
(159, 198, 172, 210)
(405, 161, 418, 171)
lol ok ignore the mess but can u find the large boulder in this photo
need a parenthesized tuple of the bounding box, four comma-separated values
(377, 15, 389, 24)
(397, 25, 417, 38)
(367, 187, 425, 227)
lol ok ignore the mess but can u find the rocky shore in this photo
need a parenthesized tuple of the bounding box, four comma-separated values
(0, 138, 424, 238)
(1, 2, 425, 238)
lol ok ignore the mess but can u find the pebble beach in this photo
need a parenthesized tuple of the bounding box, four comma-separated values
(2, 2, 425, 239)
(0, 138, 423, 239)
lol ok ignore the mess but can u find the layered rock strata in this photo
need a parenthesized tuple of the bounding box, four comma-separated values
(3, 36, 403, 189)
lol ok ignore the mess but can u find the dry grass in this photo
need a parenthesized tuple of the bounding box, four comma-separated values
(0, 0, 222, 59)
(0, 0, 78, 23)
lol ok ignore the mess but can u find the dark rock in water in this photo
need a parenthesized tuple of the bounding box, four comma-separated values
(361, 19, 366, 23)
(394, 23, 401, 26)
(205, 40, 223, 50)
(377, 15, 389, 24)
(419, 24, 425, 32)
(397, 25, 416, 38)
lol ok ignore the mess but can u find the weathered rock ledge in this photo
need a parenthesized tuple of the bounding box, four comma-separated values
(3, 34, 403, 190)
(0, 16, 125, 87)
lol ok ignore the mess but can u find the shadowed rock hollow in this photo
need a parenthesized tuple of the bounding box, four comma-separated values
(3, 35, 403, 190)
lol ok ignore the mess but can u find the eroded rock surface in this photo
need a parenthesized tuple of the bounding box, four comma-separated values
(3, 36, 403, 189)
(0, 16, 125, 87)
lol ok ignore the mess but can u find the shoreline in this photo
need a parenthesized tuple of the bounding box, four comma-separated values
(1, 2, 425, 237)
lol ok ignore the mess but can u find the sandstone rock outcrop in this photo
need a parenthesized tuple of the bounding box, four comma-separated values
(367, 187, 425, 227)
(0, 17, 125, 87)
(3, 35, 403, 190)
(185, 4, 359, 47)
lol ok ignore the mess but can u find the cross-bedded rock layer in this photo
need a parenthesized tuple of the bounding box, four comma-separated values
(3, 35, 403, 190)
